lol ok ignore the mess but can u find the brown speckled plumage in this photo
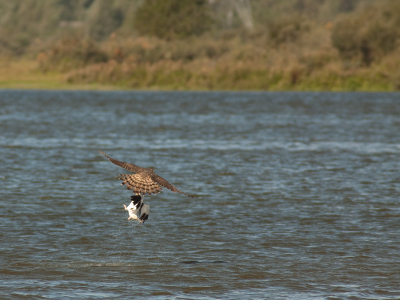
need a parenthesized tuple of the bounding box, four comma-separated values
(99, 150, 193, 198)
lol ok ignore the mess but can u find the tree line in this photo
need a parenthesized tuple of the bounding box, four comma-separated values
(0, 0, 399, 90)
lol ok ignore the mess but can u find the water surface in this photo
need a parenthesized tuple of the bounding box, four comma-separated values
(1, 90, 400, 299)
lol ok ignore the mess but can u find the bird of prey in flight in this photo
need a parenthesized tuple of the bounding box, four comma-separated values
(99, 150, 194, 222)
(99, 150, 193, 197)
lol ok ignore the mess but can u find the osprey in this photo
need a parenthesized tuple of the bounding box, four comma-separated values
(99, 150, 193, 223)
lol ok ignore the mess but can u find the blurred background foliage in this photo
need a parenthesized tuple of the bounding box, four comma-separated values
(134, 0, 212, 39)
(0, 0, 399, 90)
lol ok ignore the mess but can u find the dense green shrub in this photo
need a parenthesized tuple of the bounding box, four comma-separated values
(133, 0, 212, 39)
(331, 0, 400, 65)
(267, 14, 310, 46)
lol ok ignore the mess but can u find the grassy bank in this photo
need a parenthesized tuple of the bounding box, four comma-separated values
(0, 1, 399, 91)
(1, 51, 398, 92)
(0, 59, 128, 90)
(3, 47, 397, 92)
(0, 0, 399, 91)
(63, 63, 396, 92)
(62, 51, 398, 92)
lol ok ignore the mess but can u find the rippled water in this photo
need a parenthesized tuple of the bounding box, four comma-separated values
(1, 90, 400, 299)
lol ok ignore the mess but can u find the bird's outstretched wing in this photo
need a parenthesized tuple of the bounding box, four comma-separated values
(150, 173, 194, 198)
(99, 150, 143, 173)
(99, 150, 194, 198)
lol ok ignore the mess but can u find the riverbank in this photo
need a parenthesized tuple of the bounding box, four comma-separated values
(0, 0, 399, 92)
(0, 56, 398, 92)
(0, 60, 124, 90)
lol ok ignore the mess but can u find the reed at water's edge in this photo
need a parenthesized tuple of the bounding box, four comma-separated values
(3, 44, 397, 92)
(2, 35, 398, 91)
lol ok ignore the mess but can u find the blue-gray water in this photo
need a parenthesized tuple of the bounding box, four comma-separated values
(1, 90, 400, 299)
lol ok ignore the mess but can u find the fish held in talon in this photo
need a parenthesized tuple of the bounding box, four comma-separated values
(124, 195, 149, 223)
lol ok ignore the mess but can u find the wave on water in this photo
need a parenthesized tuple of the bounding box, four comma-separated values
(1, 136, 399, 154)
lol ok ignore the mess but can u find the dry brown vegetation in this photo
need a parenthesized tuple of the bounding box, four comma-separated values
(1, 0, 400, 91)
(38, 29, 399, 90)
